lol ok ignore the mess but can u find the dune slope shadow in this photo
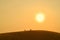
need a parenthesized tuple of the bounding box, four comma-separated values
(0, 30, 60, 40)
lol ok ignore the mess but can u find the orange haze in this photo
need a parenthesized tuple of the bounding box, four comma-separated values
(0, 0, 60, 33)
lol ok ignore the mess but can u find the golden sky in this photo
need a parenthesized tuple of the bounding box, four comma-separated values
(0, 0, 60, 33)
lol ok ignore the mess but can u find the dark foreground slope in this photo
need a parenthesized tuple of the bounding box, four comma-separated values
(0, 30, 60, 40)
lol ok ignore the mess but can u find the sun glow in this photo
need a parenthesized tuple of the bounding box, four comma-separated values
(35, 12, 45, 23)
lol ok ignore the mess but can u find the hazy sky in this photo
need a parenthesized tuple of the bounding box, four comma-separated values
(0, 0, 60, 33)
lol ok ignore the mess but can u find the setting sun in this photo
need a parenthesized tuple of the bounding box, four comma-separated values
(35, 12, 45, 23)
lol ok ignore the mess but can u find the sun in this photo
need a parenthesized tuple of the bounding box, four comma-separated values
(35, 12, 45, 23)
